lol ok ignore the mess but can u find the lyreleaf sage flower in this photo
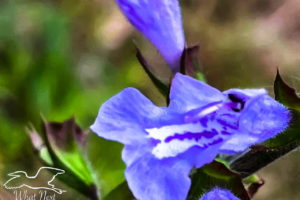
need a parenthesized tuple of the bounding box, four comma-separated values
(116, 0, 185, 72)
(91, 73, 290, 200)
(199, 188, 240, 200)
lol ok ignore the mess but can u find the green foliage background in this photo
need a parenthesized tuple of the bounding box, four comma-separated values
(0, 0, 300, 199)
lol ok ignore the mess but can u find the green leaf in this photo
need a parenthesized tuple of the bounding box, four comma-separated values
(274, 70, 300, 110)
(27, 118, 99, 199)
(27, 125, 52, 165)
(43, 118, 93, 184)
(267, 70, 300, 146)
(187, 161, 250, 200)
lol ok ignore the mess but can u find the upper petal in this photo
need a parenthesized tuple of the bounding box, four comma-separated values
(199, 188, 240, 200)
(90, 88, 165, 145)
(169, 73, 225, 113)
(116, 0, 185, 71)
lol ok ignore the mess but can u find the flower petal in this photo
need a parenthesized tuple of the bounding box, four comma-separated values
(199, 187, 240, 200)
(122, 143, 153, 166)
(219, 134, 258, 154)
(125, 152, 192, 200)
(90, 88, 165, 145)
(116, 0, 185, 71)
(179, 145, 223, 169)
(124, 144, 223, 200)
(240, 95, 290, 138)
(220, 94, 290, 153)
(169, 73, 225, 113)
(223, 88, 267, 98)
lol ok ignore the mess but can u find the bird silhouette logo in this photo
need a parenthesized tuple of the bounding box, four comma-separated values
(3, 167, 66, 194)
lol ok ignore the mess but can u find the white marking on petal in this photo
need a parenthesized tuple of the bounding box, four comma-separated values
(146, 122, 233, 159)
(198, 104, 223, 116)
(145, 109, 239, 159)
(190, 103, 224, 120)
(152, 139, 199, 159)
(145, 122, 205, 141)
(152, 136, 225, 159)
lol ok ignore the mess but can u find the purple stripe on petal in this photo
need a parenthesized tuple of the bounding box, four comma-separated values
(164, 129, 219, 143)
(200, 118, 209, 127)
(193, 138, 224, 150)
(216, 119, 238, 130)
(221, 130, 232, 135)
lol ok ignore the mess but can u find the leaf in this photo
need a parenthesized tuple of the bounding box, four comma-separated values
(26, 125, 52, 165)
(180, 45, 206, 81)
(274, 70, 300, 110)
(136, 47, 170, 96)
(230, 71, 300, 177)
(103, 181, 135, 200)
(27, 118, 98, 199)
(43, 118, 93, 185)
(267, 70, 300, 145)
(187, 161, 250, 200)
(44, 117, 88, 150)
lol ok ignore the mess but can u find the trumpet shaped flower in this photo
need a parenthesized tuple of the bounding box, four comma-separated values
(116, 0, 185, 71)
(91, 73, 290, 200)
(199, 188, 240, 200)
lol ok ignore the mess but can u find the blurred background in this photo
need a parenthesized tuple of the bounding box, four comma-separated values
(0, 0, 300, 199)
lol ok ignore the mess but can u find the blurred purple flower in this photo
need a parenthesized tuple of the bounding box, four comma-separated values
(199, 188, 240, 200)
(116, 0, 185, 72)
(91, 73, 290, 200)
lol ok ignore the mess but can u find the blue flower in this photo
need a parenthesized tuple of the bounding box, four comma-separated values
(116, 0, 185, 72)
(91, 73, 290, 200)
(199, 188, 240, 200)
